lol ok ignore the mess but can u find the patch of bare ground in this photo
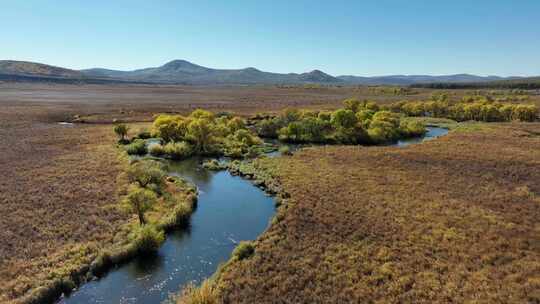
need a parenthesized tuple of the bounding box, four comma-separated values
(218, 123, 540, 303)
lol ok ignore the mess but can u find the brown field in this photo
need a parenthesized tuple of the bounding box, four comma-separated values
(218, 123, 540, 303)
(0, 83, 539, 303)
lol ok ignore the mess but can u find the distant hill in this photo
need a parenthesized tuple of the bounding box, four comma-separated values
(0, 59, 532, 86)
(80, 60, 342, 84)
(0, 60, 83, 78)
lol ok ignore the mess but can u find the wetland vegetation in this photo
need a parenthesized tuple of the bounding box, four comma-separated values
(1, 84, 539, 304)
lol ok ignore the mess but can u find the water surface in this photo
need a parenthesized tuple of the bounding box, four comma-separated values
(60, 158, 275, 304)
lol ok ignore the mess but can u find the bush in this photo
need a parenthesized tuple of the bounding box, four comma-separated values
(124, 139, 147, 155)
(331, 109, 357, 129)
(149, 143, 165, 156)
(162, 202, 192, 230)
(256, 118, 284, 138)
(125, 186, 157, 225)
(133, 225, 165, 254)
(367, 111, 402, 143)
(232, 241, 255, 260)
(152, 114, 189, 142)
(202, 159, 224, 171)
(164, 141, 194, 160)
(512, 104, 538, 122)
(400, 119, 427, 137)
(127, 160, 165, 189)
(390, 100, 538, 122)
(174, 280, 218, 304)
(114, 124, 129, 141)
(279, 146, 292, 156)
(136, 129, 152, 139)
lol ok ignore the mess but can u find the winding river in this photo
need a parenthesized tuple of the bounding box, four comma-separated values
(59, 127, 448, 304)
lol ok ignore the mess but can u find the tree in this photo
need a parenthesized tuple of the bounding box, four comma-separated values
(186, 118, 215, 153)
(127, 160, 165, 189)
(152, 114, 189, 142)
(126, 187, 157, 225)
(331, 109, 358, 129)
(113, 124, 129, 141)
(343, 98, 362, 113)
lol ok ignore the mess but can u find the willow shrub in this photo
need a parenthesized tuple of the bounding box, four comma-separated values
(233, 241, 255, 260)
(124, 139, 147, 155)
(391, 100, 538, 122)
(132, 224, 165, 255)
(163, 141, 194, 160)
(257, 102, 426, 145)
(151, 110, 262, 158)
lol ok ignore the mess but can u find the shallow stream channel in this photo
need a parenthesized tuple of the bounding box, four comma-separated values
(58, 127, 448, 304)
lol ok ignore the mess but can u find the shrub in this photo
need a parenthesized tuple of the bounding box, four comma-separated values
(343, 98, 362, 113)
(279, 146, 292, 156)
(162, 202, 192, 229)
(317, 111, 332, 121)
(231, 129, 261, 146)
(202, 159, 224, 171)
(390, 100, 538, 123)
(331, 109, 357, 129)
(512, 104, 538, 122)
(149, 143, 165, 156)
(174, 280, 218, 304)
(127, 160, 165, 189)
(186, 119, 216, 154)
(124, 139, 147, 155)
(400, 119, 427, 137)
(233, 241, 255, 260)
(227, 117, 246, 133)
(368, 111, 402, 143)
(256, 118, 284, 138)
(152, 114, 190, 142)
(125, 187, 157, 225)
(164, 141, 194, 160)
(133, 225, 165, 254)
(136, 129, 152, 139)
(113, 124, 129, 141)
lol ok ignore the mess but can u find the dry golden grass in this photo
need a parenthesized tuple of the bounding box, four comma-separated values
(0, 105, 131, 302)
(1, 84, 539, 303)
(218, 123, 540, 303)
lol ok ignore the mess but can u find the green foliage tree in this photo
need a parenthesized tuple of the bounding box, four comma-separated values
(367, 111, 402, 143)
(113, 124, 129, 141)
(331, 109, 357, 129)
(152, 114, 189, 142)
(186, 118, 215, 154)
(127, 160, 165, 189)
(343, 98, 362, 113)
(125, 187, 157, 225)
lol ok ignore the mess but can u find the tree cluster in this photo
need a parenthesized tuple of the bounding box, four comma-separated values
(151, 110, 262, 159)
(255, 99, 427, 145)
(389, 97, 538, 122)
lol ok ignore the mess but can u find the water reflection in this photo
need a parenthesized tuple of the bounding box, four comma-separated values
(397, 127, 448, 147)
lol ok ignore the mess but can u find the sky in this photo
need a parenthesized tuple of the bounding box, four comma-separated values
(1, 0, 539, 76)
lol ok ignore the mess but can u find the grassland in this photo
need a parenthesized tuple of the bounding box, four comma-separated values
(1, 83, 539, 303)
(0, 104, 130, 302)
(216, 123, 540, 303)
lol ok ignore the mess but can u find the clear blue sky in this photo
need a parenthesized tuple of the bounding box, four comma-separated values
(1, 0, 539, 76)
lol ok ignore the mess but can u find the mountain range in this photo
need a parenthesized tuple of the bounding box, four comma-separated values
(0, 59, 526, 86)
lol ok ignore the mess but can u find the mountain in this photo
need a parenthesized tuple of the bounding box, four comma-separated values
(81, 60, 320, 84)
(0, 59, 529, 85)
(0, 60, 83, 78)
